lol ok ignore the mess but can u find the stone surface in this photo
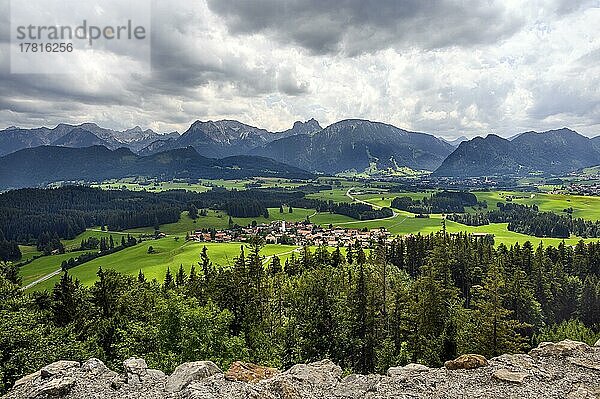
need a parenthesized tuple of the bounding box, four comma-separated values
(594, 338, 600, 347)
(3, 340, 600, 399)
(388, 363, 429, 376)
(40, 361, 80, 379)
(81, 358, 110, 375)
(530, 340, 591, 357)
(444, 354, 488, 370)
(492, 368, 529, 383)
(166, 361, 222, 393)
(36, 377, 76, 397)
(224, 361, 279, 383)
(123, 357, 148, 384)
(12, 372, 39, 389)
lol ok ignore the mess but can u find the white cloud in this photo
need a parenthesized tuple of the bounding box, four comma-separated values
(0, 0, 598, 139)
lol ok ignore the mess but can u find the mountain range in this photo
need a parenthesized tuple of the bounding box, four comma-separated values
(1, 119, 599, 180)
(0, 123, 179, 156)
(434, 128, 600, 177)
(0, 146, 312, 189)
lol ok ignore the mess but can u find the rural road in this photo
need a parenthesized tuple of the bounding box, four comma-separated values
(328, 187, 398, 225)
(21, 267, 63, 291)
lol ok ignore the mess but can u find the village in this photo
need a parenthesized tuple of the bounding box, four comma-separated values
(189, 220, 392, 248)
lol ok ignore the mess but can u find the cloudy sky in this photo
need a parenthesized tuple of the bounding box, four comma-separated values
(0, 0, 599, 139)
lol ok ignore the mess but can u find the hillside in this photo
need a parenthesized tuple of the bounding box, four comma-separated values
(434, 128, 600, 177)
(252, 119, 454, 173)
(0, 145, 312, 189)
(3, 340, 599, 398)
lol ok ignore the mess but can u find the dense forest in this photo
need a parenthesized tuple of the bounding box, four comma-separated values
(0, 186, 391, 246)
(391, 191, 482, 214)
(0, 228, 20, 261)
(448, 202, 600, 238)
(2, 233, 599, 393)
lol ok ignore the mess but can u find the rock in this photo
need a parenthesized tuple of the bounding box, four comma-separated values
(4, 341, 600, 399)
(530, 340, 591, 357)
(492, 368, 529, 383)
(568, 357, 600, 371)
(40, 360, 80, 379)
(267, 379, 301, 399)
(567, 387, 599, 399)
(444, 354, 488, 370)
(166, 361, 222, 393)
(225, 361, 279, 383)
(81, 358, 110, 375)
(37, 376, 76, 397)
(387, 363, 429, 376)
(285, 359, 342, 386)
(110, 374, 126, 390)
(123, 357, 148, 383)
(594, 338, 600, 347)
(12, 371, 40, 388)
(493, 353, 535, 370)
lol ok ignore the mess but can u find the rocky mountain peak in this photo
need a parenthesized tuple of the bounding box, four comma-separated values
(4, 340, 600, 398)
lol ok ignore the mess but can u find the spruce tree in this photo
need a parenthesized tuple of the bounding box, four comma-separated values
(175, 264, 187, 287)
(164, 267, 175, 290)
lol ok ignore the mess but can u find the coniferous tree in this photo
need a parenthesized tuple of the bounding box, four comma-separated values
(176, 264, 187, 287)
(164, 267, 175, 291)
(51, 271, 79, 326)
(469, 257, 525, 358)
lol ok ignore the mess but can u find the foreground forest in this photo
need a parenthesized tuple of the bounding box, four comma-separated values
(2, 233, 600, 393)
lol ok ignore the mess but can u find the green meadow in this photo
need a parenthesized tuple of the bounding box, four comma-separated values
(127, 208, 315, 235)
(19, 250, 90, 287)
(472, 191, 600, 221)
(25, 241, 300, 292)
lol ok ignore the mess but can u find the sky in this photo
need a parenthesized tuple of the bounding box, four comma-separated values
(0, 0, 599, 139)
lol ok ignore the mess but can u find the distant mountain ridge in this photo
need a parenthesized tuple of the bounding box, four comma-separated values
(0, 146, 313, 189)
(0, 123, 179, 156)
(3, 119, 597, 178)
(250, 119, 454, 174)
(434, 128, 600, 177)
(1, 119, 454, 173)
(140, 118, 323, 157)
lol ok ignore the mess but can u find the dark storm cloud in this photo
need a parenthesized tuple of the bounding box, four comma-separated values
(207, 0, 525, 55)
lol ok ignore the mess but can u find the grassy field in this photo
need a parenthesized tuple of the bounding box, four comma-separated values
(331, 192, 600, 247)
(27, 241, 300, 292)
(19, 250, 90, 287)
(61, 229, 135, 251)
(473, 191, 600, 221)
(18, 246, 42, 261)
(127, 208, 315, 236)
(94, 177, 317, 193)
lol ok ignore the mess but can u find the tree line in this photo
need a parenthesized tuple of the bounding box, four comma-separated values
(448, 202, 600, 238)
(391, 191, 482, 214)
(0, 186, 391, 249)
(2, 233, 599, 393)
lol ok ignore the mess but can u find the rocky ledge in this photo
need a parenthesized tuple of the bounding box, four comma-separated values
(3, 340, 600, 399)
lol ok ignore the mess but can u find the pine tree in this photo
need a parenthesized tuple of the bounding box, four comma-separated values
(137, 269, 146, 283)
(331, 246, 343, 268)
(279, 205, 284, 213)
(470, 257, 525, 358)
(164, 267, 175, 290)
(175, 264, 187, 287)
(51, 271, 79, 326)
